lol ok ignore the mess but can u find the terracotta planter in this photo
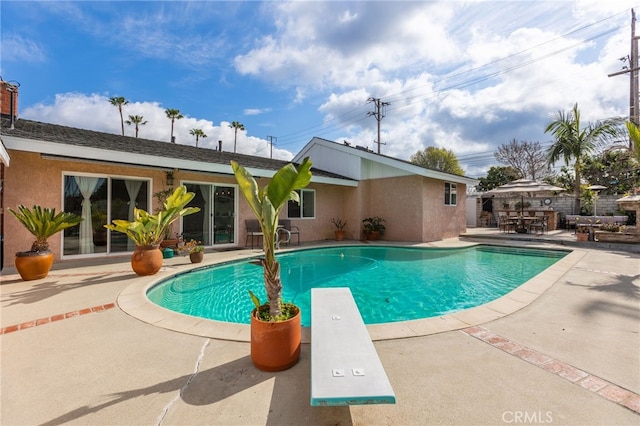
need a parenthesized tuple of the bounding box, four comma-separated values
(250, 306, 301, 372)
(189, 252, 204, 263)
(334, 230, 345, 241)
(576, 232, 589, 242)
(14, 250, 55, 281)
(366, 230, 380, 241)
(160, 239, 178, 249)
(131, 245, 163, 276)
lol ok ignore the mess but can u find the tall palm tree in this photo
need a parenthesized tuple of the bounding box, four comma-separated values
(125, 115, 148, 138)
(545, 103, 621, 213)
(189, 128, 207, 147)
(165, 108, 184, 143)
(229, 121, 245, 153)
(109, 96, 129, 136)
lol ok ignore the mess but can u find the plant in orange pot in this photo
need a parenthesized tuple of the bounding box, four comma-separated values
(104, 185, 200, 276)
(8, 205, 83, 280)
(231, 157, 312, 372)
(362, 216, 386, 240)
(330, 217, 347, 241)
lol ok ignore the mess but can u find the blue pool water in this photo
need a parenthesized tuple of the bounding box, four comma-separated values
(147, 245, 567, 326)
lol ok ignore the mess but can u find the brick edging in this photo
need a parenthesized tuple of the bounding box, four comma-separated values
(462, 326, 640, 415)
(0, 303, 116, 335)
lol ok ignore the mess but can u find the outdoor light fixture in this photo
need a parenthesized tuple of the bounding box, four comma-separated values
(587, 184, 607, 216)
(165, 170, 175, 186)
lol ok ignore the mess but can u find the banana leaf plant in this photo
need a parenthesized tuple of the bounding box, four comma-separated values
(231, 157, 312, 319)
(104, 185, 200, 247)
(9, 205, 83, 252)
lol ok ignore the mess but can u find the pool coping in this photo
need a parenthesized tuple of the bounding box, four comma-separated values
(116, 241, 586, 343)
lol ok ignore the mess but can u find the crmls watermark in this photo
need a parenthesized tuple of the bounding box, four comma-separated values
(502, 411, 553, 424)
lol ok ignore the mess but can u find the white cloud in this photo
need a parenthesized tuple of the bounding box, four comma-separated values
(21, 93, 295, 161)
(11, 0, 638, 178)
(1, 34, 47, 63)
(243, 108, 272, 116)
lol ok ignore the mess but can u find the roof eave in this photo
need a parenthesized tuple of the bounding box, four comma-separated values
(3, 135, 357, 186)
(296, 137, 478, 185)
(0, 137, 10, 166)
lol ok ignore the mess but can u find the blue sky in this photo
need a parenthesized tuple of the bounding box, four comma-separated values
(1, 1, 637, 177)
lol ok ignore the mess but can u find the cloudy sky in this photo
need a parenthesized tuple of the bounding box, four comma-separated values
(1, 1, 637, 177)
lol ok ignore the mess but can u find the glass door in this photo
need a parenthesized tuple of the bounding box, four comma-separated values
(63, 175, 148, 256)
(213, 186, 235, 244)
(183, 183, 236, 246)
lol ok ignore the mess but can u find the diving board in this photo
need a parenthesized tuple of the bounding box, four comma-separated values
(310, 287, 396, 406)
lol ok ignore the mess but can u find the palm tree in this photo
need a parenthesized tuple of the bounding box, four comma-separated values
(109, 96, 129, 136)
(189, 128, 207, 147)
(545, 103, 621, 213)
(624, 121, 640, 163)
(165, 108, 184, 143)
(125, 115, 148, 138)
(229, 121, 245, 153)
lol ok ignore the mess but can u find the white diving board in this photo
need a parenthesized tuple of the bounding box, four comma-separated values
(310, 287, 396, 406)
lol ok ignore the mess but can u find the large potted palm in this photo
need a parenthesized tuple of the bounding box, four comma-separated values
(105, 185, 200, 276)
(8, 205, 83, 280)
(231, 157, 312, 371)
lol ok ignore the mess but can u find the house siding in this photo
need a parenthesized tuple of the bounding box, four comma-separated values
(355, 175, 467, 242)
(1, 150, 360, 267)
(3, 150, 165, 264)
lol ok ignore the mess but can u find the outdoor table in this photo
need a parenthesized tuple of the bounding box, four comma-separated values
(515, 216, 538, 233)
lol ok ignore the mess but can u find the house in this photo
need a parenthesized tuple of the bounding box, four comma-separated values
(0, 81, 476, 270)
(293, 138, 477, 242)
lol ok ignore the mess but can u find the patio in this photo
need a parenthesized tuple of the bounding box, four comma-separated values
(1, 232, 638, 425)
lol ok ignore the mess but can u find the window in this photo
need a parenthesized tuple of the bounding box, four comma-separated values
(287, 189, 315, 218)
(444, 182, 457, 205)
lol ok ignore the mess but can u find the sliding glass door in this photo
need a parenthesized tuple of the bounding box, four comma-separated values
(183, 183, 236, 246)
(63, 174, 149, 256)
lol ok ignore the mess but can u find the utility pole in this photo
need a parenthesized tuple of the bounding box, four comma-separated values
(367, 97, 390, 154)
(267, 135, 277, 159)
(608, 8, 639, 150)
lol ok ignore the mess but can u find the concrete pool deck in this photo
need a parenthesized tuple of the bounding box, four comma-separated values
(1, 231, 639, 425)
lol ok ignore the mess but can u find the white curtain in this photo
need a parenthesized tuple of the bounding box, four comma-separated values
(74, 176, 99, 254)
(124, 180, 143, 221)
(124, 180, 143, 250)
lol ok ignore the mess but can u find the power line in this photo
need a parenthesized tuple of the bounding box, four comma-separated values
(272, 11, 626, 150)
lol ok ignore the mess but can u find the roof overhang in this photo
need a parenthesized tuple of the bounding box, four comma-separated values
(0, 137, 10, 166)
(2, 135, 357, 187)
(295, 137, 478, 186)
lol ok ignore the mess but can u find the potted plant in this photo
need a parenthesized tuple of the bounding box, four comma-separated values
(181, 239, 204, 263)
(362, 216, 386, 240)
(153, 188, 179, 248)
(330, 217, 347, 241)
(575, 217, 598, 242)
(105, 185, 200, 276)
(8, 205, 83, 280)
(231, 157, 312, 371)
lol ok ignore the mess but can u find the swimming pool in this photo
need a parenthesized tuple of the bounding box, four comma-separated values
(147, 245, 568, 326)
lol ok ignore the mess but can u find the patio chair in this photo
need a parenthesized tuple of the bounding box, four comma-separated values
(278, 219, 300, 245)
(498, 215, 515, 233)
(528, 216, 547, 235)
(245, 220, 263, 248)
